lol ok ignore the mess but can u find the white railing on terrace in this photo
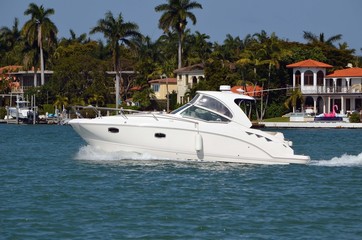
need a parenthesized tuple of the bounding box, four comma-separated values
(301, 85, 362, 94)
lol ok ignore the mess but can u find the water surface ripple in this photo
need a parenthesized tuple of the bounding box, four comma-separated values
(1, 125, 362, 239)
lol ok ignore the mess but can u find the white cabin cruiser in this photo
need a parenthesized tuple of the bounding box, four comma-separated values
(69, 87, 310, 165)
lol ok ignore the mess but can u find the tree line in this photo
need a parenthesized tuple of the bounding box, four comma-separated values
(0, 0, 360, 118)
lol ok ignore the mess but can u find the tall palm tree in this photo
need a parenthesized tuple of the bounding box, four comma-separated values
(0, 18, 21, 51)
(223, 34, 242, 61)
(0, 18, 22, 65)
(284, 89, 304, 113)
(69, 29, 89, 44)
(237, 43, 269, 121)
(303, 31, 342, 47)
(90, 11, 141, 108)
(256, 32, 292, 120)
(189, 31, 212, 64)
(155, 0, 202, 69)
(23, 3, 57, 85)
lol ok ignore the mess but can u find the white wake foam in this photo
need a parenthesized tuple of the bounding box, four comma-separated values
(74, 145, 158, 161)
(310, 152, 362, 167)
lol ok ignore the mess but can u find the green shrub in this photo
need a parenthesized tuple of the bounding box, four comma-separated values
(42, 104, 55, 115)
(0, 107, 7, 119)
(265, 102, 288, 118)
(349, 112, 361, 123)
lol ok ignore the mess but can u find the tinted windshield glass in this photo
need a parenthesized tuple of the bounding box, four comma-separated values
(196, 95, 232, 118)
(180, 105, 230, 122)
(171, 94, 200, 114)
(170, 103, 190, 114)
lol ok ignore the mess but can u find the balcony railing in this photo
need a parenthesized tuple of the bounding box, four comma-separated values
(300, 84, 362, 94)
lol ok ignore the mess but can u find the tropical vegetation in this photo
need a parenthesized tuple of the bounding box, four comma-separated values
(0, 1, 361, 119)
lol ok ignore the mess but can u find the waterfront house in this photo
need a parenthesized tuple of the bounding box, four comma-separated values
(173, 63, 205, 103)
(0, 66, 53, 107)
(0, 65, 53, 93)
(148, 77, 177, 100)
(287, 59, 362, 114)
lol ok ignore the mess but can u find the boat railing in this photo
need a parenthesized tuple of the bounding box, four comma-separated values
(71, 105, 201, 130)
(71, 105, 144, 119)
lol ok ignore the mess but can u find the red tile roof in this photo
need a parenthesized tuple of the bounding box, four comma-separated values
(326, 67, 362, 78)
(173, 63, 204, 73)
(286, 59, 333, 68)
(231, 85, 264, 97)
(0, 65, 23, 74)
(130, 86, 141, 91)
(148, 78, 177, 84)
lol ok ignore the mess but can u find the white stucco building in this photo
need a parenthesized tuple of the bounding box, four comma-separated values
(173, 64, 205, 103)
(287, 59, 362, 114)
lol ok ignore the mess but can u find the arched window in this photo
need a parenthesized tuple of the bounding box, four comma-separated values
(295, 70, 301, 86)
(317, 71, 324, 86)
(192, 76, 197, 84)
(304, 70, 313, 86)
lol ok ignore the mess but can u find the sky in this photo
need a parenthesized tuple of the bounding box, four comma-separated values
(1, 0, 362, 54)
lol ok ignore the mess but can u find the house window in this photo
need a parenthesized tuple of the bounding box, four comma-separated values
(304, 71, 313, 86)
(193, 76, 197, 84)
(295, 71, 301, 86)
(152, 84, 160, 92)
(317, 71, 324, 86)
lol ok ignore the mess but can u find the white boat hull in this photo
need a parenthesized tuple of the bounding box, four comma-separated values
(70, 115, 309, 165)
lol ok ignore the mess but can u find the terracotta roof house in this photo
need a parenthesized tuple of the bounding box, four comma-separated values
(174, 64, 205, 103)
(286, 59, 333, 68)
(287, 59, 362, 114)
(148, 77, 177, 100)
(0, 65, 53, 94)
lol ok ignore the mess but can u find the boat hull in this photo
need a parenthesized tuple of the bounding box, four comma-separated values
(70, 116, 309, 165)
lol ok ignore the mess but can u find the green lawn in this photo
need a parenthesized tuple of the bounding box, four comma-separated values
(261, 117, 290, 122)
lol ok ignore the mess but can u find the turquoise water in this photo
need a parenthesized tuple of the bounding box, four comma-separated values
(1, 125, 362, 239)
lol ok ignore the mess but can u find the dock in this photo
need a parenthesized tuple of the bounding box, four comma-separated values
(260, 121, 362, 128)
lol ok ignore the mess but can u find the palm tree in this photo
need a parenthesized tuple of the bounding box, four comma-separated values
(303, 31, 342, 47)
(256, 32, 292, 119)
(23, 3, 57, 85)
(0, 18, 21, 51)
(69, 29, 89, 44)
(88, 93, 105, 107)
(54, 94, 69, 110)
(90, 11, 141, 108)
(284, 89, 304, 113)
(155, 0, 202, 69)
(71, 96, 85, 106)
(0, 18, 22, 65)
(188, 31, 212, 64)
(223, 34, 242, 61)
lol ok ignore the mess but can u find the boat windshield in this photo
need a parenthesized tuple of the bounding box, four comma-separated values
(180, 105, 230, 122)
(170, 94, 200, 115)
(171, 93, 232, 122)
(195, 95, 233, 118)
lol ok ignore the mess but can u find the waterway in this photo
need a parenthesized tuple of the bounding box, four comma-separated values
(1, 125, 361, 239)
